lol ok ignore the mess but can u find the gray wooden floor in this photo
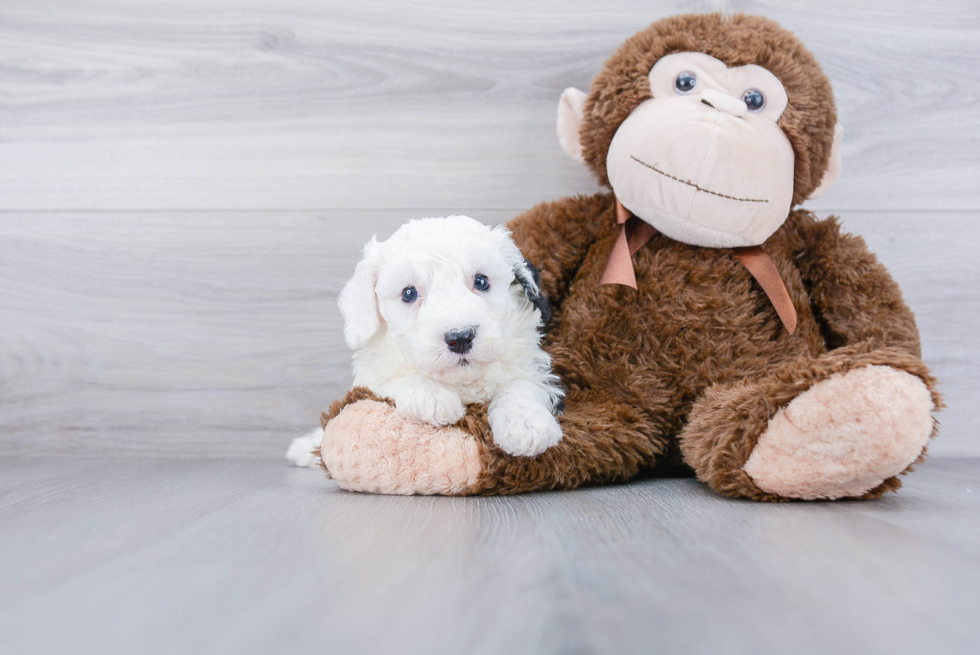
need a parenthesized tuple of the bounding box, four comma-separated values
(1, 457, 978, 655)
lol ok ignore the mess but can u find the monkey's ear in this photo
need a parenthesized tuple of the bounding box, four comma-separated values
(557, 87, 588, 163)
(807, 123, 844, 200)
(337, 237, 382, 350)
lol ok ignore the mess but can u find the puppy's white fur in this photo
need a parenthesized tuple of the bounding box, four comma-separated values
(287, 216, 564, 467)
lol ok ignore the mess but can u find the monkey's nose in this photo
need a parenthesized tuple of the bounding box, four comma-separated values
(444, 327, 476, 354)
(699, 89, 747, 118)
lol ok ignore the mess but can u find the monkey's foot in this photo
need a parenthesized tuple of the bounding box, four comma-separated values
(321, 399, 484, 495)
(743, 365, 934, 500)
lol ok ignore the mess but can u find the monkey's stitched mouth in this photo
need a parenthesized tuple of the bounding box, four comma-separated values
(630, 156, 769, 204)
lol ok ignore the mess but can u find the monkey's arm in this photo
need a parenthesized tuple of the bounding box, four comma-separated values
(318, 386, 666, 495)
(506, 192, 612, 306)
(792, 211, 921, 356)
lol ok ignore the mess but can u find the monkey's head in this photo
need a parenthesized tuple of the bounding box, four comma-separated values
(558, 13, 842, 248)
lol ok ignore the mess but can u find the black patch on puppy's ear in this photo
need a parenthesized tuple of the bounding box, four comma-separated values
(514, 258, 552, 328)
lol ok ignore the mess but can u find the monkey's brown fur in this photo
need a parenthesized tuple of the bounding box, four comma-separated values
(324, 13, 940, 500)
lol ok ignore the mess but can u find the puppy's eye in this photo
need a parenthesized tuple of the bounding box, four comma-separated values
(401, 286, 418, 303)
(473, 274, 490, 292)
(742, 89, 765, 112)
(674, 71, 697, 94)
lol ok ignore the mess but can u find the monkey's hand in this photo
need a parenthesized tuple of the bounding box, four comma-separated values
(318, 389, 484, 495)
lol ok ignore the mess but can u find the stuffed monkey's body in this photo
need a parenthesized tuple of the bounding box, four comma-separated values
(318, 14, 940, 501)
(494, 193, 937, 499)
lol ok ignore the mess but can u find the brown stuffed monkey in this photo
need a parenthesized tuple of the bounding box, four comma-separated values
(317, 13, 941, 501)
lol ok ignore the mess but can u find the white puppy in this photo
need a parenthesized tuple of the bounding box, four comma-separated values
(287, 215, 564, 468)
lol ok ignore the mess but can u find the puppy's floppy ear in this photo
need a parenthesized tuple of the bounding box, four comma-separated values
(492, 225, 552, 327)
(515, 257, 552, 327)
(337, 237, 383, 350)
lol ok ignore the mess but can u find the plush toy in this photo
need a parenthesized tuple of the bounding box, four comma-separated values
(316, 13, 941, 500)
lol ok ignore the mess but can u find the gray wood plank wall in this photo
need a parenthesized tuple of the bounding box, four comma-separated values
(1, 0, 977, 457)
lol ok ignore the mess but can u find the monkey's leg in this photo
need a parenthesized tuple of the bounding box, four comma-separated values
(318, 387, 669, 495)
(678, 346, 941, 501)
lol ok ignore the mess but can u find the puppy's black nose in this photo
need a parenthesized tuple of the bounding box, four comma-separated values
(444, 327, 476, 354)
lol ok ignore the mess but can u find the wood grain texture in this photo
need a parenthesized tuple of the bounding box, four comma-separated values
(0, 1, 976, 459)
(2, 6, 976, 650)
(0, 457, 978, 654)
(1, 0, 978, 211)
(0, 210, 975, 457)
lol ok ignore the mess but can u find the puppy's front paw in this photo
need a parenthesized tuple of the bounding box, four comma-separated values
(488, 398, 562, 457)
(395, 383, 466, 426)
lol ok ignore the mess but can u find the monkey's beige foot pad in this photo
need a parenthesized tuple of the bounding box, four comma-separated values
(744, 365, 934, 500)
(321, 400, 484, 495)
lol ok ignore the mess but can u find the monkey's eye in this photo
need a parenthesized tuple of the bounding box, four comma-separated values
(742, 89, 766, 112)
(674, 71, 697, 94)
(401, 286, 418, 303)
(473, 274, 490, 292)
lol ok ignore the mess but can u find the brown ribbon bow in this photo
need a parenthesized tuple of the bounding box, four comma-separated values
(598, 198, 798, 335)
